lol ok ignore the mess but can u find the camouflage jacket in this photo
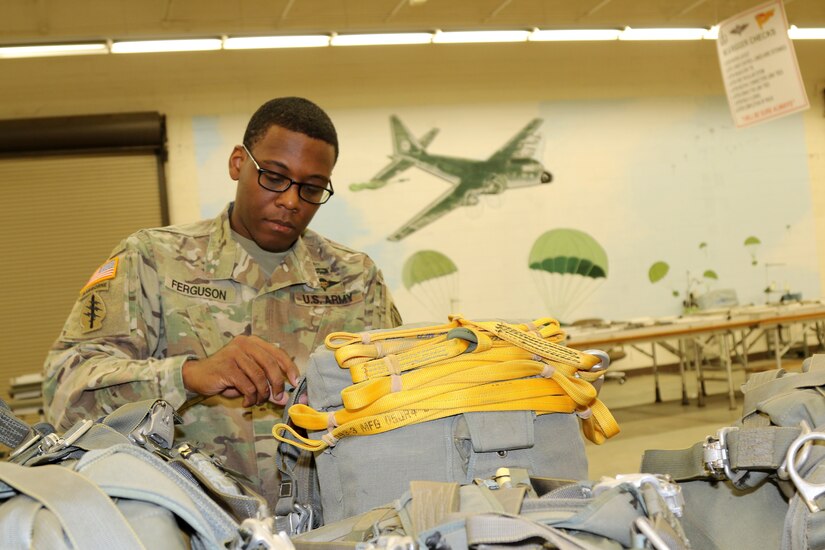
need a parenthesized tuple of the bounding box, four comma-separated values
(43, 203, 402, 506)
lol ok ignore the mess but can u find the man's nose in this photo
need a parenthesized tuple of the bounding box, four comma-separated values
(274, 182, 301, 209)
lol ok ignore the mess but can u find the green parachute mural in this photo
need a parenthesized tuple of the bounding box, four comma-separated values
(402, 250, 460, 320)
(528, 229, 608, 322)
(744, 236, 761, 266)
(648, 261, 670, 284)
(648, 261, 680, 297)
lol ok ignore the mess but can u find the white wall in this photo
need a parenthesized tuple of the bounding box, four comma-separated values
(2, 39, 824, 307)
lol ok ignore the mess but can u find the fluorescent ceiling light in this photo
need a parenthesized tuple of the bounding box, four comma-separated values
(0, 43, 108, 59)
(331, 33, 432, 46)
(620, 27, 710, 40)
(530, 29, 622, 41)
(224, 35, 330, 49)
(788, 25, 825, 39)
(111, 39, 222, 54)
(433, 30, 530, 44)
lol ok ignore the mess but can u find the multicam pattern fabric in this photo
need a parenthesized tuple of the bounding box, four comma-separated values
(43, 203, 402, 507)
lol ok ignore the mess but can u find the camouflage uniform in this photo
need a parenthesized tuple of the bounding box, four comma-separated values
(43, 203, 402, 506)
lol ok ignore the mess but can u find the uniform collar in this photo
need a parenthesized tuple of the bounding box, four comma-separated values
(205, 203, 321, 292)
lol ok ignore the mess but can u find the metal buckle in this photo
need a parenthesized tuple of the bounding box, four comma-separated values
(287, 503, 314, 535)
(785, 430, 825, 513)
(594, 473, 685, 517)
(130, 401, 176, 449)
(703, 426, 738, 479)
(38, 419, 94, 454)
(9, 431, 43, 460)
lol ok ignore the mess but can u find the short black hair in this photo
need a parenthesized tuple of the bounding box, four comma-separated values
(243, 97, 339, 161)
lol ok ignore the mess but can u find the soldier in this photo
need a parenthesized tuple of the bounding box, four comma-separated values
(42, 97, 402, 507)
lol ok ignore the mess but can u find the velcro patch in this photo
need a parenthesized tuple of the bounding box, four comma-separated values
(79, 291, 106, 333)
(81, 258, 118, 294)
(294, 292, 363, 306)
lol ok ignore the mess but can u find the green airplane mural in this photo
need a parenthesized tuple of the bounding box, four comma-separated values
(351, 116, 553, 241)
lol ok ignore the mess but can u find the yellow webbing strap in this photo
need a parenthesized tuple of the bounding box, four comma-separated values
(274, 316, 620, 451)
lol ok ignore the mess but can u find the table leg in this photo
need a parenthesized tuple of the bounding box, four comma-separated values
(695, 339, 706, 407)
(652, 342, 661, 403)
(721, 334, 736, 410)
(677, 339, 689, 405)
(774, 326, 783, 370)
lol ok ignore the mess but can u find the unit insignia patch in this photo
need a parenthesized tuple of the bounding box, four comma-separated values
(80, 291, 107, 333)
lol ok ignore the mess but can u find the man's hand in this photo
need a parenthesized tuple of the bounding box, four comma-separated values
(182, 335, 299, 407)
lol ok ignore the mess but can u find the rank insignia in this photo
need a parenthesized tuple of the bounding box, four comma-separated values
(80, 291, 107, 333)
(318, 277, 340, 290)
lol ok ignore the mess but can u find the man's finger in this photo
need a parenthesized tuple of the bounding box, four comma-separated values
(232, 354, 269, 406)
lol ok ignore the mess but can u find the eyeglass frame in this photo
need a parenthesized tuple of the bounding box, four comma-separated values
(241, 143, 335, 205)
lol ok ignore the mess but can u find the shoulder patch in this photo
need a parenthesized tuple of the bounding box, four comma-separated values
(79, 291, 107, 333)
(81, 258, 119, 294)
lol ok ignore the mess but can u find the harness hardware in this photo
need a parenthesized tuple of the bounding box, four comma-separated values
(594, 473, 685, 517)
(703, 427, 738, 479)
(130, 401, 177, 449)
(38, 419, 94, 454)
(785, 430, 825, 513)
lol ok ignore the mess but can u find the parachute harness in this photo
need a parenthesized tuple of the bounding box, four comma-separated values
(272, 316, 620, 452)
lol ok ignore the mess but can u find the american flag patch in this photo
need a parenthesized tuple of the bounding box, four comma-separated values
(81, 258, 119, 293)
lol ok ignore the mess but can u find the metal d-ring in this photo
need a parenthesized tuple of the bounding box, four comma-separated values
(785, 430, 825, 513)
(778, 421, 813, 481)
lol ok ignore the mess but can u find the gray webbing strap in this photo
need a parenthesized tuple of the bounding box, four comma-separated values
(641, 426, 803, 481)
(165, 456, 265, 521)
(0, 461, 145, 550)
(276, 378, 318, 526)
(741, 360, 825, 418)
(76, 444, 238, 546)
(0, 493, 43, 548)
(464, 513, 598, 550)
(641, 441, 707, 480)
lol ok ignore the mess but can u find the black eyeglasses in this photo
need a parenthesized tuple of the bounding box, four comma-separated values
(242, 144, 334, 205)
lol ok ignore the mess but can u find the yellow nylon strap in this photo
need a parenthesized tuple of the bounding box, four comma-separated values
(325, 319, 461, 350)
(275, 370, 616, 450)
(336, 362, 580, 423)
(275, 381, 581, 452)
(275, 316, 620, 452)
(456, 317, 599, 370)
(341, 356, 596, 411)
(333, 335, 441, 372)
(346, 329, 493, 383)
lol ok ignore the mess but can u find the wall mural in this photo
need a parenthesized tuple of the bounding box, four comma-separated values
(350, 116, 552, 241)
(194, 98, 820, 324)
(401, 250, 459, 320)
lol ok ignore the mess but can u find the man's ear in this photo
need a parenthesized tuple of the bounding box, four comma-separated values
(228, 146, 244, 181)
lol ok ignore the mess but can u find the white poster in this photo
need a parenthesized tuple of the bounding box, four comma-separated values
(716, 0, 808, 128)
